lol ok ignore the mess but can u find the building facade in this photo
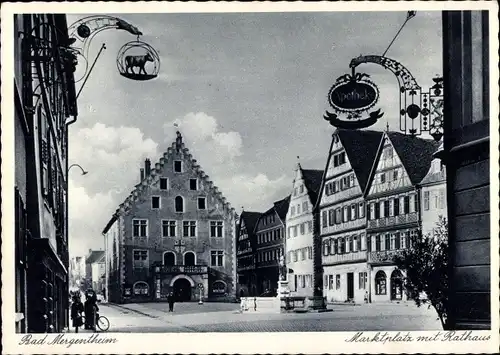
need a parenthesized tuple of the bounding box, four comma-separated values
(236, 211, 261, 297)
(285, 164, 323, 297)
(102, 133, 238, 303)
(365, 132, 439, 303)
(420, 142, 447, 237)
(14, 14, 78, 333)
(69, 256, 86, 291)
(85, 250, 105, 293)
(318, 129, 382, 304)
(254, 196, 290, 296)
(441, 10, 491, 329)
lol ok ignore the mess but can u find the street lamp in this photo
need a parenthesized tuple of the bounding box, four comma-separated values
(68, 163, 88, 175)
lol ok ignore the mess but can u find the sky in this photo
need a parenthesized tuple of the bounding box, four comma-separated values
(66, 11, 443, 257)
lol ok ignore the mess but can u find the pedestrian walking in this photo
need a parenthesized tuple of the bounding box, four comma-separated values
(84, 290, 98, 331)
(70, 294, 84, 333)
(167, 292, 175, 312)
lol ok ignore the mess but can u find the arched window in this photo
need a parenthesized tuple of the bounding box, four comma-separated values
(375, 271, 387, 295)
(175, 196, 184, 213)
(329, 238, 336, 255)
(212, 280, 227, 295)
(163, 251, 176, 266)
(322, 241, 329, 256)
(184, 251, 196, 266)
(133, 281, 149, 296)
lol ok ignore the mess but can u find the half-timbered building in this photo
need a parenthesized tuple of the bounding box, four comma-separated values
(236, 210, 262, 297)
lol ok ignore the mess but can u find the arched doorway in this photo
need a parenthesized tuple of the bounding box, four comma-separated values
(163, 252, 176, 266)
(375, 271, 387, 296)
(173, 278, 192, 301)
(184, 251, 195, 266)
(390, 270, 403, 300)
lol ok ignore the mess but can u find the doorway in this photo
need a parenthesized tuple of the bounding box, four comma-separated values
(173, 278, 192, 302)
(347, 273, 354, 301)
(390, 270, 403, 300)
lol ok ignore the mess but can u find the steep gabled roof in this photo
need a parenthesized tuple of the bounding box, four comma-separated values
(86, 250, 104, 265)
(301, 169, 324, 206)
(273, 195, 291, 221)
(240, 211, 262, 237)
(337, 129, 384, 191)
(387, 132, 441, 185)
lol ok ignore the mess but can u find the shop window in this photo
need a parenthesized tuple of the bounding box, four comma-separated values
(375, 271, 387, 295)
(358, 272, 367, 289)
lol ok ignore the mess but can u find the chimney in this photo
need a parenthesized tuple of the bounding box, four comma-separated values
(140, 168, 145, 181)
(145, 158, 151, 176)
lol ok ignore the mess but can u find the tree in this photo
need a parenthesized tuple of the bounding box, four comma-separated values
(394, 216, 449, 329)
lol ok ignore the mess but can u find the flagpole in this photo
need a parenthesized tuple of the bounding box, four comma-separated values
(382, 11, 416, 57)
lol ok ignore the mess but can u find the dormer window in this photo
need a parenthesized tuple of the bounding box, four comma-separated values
(174, 161, 182, 173)
(190, 179, 198, 190)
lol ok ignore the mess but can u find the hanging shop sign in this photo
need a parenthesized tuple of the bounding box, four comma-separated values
(324, 72, 384, 129)
(116, 40, 160, 81)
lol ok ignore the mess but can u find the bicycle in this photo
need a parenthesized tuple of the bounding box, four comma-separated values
(81, 313, 110, 332)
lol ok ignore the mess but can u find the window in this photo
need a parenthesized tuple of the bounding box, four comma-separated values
(133, 219, 148, 238)
(299, 185, 304, 193)
(175, 196, 184, 213)
(328, 209, 335, 226)
(353, 235, 358, 252)
(302, 201, 308, 212)
(184, 251, 196, 266)
(374, 203, 380, 219)
(390, 234, 396, 250)
(210, 221, 224, 238)
(359, 272, 367, 289)
(133, 250, 148, 269)
(162, 220, 176, 237)
(384, 200, 390, 218)
(389, 199, 394, 217)
(375, 271, 387, 295)
(151, 196, 160, 209)
(174, 161, 182, 173)
(198, 197, 206, 210)
(308, 221, 312, 233)
(375, 235, 381, 251)
(380, 173, 386, 184)
(294, 188, 298, 196)
(393, 169, 399, 181)
(369, 203, 375, 220)
(291, 206, 295, 216)
(384, 234, 390, 250)
(212, 281, 227, 295)
(322, 211, 327, 228)
(190, 179, 198, 190)
(300, 223, 305, 235)
(336, 275, 341, 290)
(343, 206, 348, 222)
(361, 233, 366, 251)
(359, 202, 365, 218)
(297, 204, 301, 214)
(409, 195, 415, 213)
(404, 196, 410, 214)
(350, 204, 356, 221)
(183, 221, 197, 237)
(329, 275, 334, 290)
(133, 282, 149, 295)
(210, 250, 224, 266)
(301, 249, 306, 260)
(323, 241, 329, 256)
(383, 146, 393, 159)
(163, 252, 176, 266)
(160, 178, 168, 190)
(307, 246, 312, 259)
(394, 198, 400, 216)
(293, 226, 298, 237)
(400, 232, 407, 249)
(438, 189, 446, 209)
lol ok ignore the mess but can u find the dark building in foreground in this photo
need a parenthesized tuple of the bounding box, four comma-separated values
(14, 14, 78, 333)
(236, 211, 262, 297)
(441, 10, 491, 329)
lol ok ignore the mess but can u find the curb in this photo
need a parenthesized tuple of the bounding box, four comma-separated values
(106, 303, 159, 319)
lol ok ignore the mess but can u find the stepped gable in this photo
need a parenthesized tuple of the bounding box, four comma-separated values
(273, 195, 291, 222)
(387, 131, 441, 185)
(301, 168, 324, 206)
(337, 129, 384, 191)
(116, 132, 236, 217)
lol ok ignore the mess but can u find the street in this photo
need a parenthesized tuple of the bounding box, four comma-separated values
(75, 301, 443, 333)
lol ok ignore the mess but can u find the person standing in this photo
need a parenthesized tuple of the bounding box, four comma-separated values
(84, 291, 98, 330)
(70, 294, 84, 333)
(167, 292, 175, 312)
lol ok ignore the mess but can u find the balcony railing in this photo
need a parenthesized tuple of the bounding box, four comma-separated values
(367, 212, 418, 229)
(367, 250, 404, 264)
(323, 250, 367, 265)
(156, 265, 208, 274)
(237, 247, 252, 255)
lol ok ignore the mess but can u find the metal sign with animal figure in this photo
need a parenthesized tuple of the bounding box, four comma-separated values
(324, 69, 384, 129)
(116, 40, 160, 81)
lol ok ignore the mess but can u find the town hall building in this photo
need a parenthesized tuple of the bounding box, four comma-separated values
(102, 132, 238, 303)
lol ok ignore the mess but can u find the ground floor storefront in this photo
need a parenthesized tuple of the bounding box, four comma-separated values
(323, 263, 368, 304)
(369, 265, 407, 303)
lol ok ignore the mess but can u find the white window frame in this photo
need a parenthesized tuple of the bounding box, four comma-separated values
(183, 251, 197, 265)
(182, 220, 197, 237)
(197, 196, 207, 210)
(151, 196, 161, 209)
(174, 160, 183, 173)
(162, 251, 176, 266)
(175, 195, 185, 213)
(190, 178, 198, 191)
(210, 220, 224, 238)
(132, 219, 148, 238)
(159, 177, 169, 190)
(210, 250, 224, 267)
(161, 220, 177, 238)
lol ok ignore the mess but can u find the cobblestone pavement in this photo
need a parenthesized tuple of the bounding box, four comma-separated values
(100, 301, 442, 333)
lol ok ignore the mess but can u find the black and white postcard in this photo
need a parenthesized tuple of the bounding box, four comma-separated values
(1, 1, 499, 354)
